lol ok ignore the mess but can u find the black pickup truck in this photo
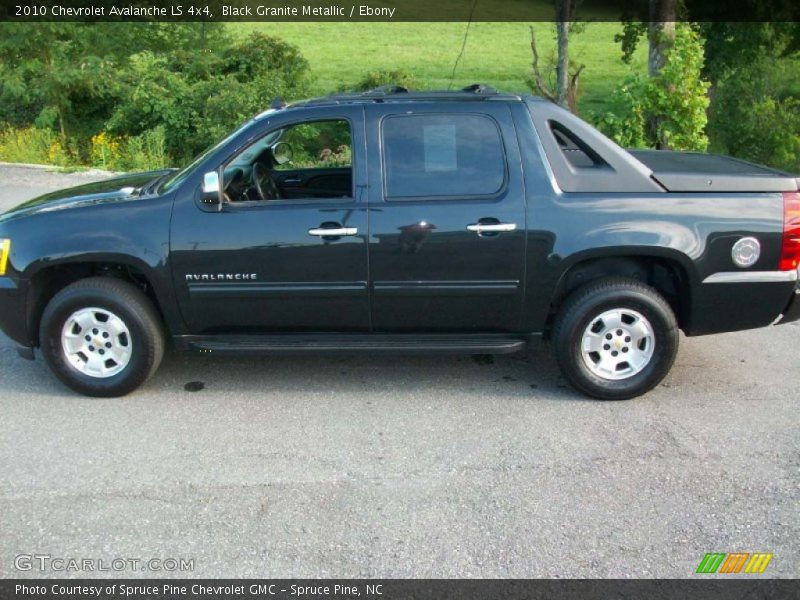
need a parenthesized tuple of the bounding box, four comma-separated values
(0, 86, 798, 399)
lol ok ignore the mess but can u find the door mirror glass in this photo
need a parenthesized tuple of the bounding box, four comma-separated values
(201, 171, 222, 206)
(203, 171, 220, 194)
(272, 142, 293, 165)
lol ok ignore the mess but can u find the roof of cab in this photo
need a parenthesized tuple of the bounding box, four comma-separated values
(286, 84, 527, 109)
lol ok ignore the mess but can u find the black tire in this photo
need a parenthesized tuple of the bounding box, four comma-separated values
(552, 277, 678, 400)
(39, 277, 165, 397)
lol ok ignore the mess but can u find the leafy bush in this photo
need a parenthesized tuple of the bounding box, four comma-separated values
(277, 121, 352, 169)
(91, 127, 169, 172)
(89, 132, 121, 170)
(709, 58, 800, 173)
(0, 25, 308, 169)
(592, 82, 648, 148)
(107, 33, 310, 164)
(0, 126, 70, 166)
(341, 69, 417, 92)
(594, 24, 710, 151)
(220, 33, 309, 88)
(317, 145, 352, 167)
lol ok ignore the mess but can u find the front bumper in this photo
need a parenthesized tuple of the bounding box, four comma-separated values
(0, 276, 31, 347)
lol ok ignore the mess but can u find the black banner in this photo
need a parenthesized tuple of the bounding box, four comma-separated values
(1, 0, 800, 22)
(2, 580, 800, 600)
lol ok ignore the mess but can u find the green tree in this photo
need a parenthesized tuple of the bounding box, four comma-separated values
(699, 22, 800, 170)
(596, 23, 709, 151)
(106, 33, 310, 163)
(700, 22, 800, 84)
(528, 1, 587, 113)
(709, 58, 800, 172)
(0, 23, 228, 160)
(0, 24, 114, 150)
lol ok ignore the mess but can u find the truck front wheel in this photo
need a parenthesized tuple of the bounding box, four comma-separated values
(39, 277, 165, 397)
(552, 277, 678, 400)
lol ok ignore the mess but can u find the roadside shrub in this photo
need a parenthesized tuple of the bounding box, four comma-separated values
(318, 145, 352, 167)
(91, 127, 169, 172)
(592, 82, 648, 148)
(220, 33, 309, 88)
(119, 127, 169, 172)
(0, 126, 71, 166)
(594, 24, 710, 151)
(341, 69, 417, 92)
(90, 131, 121, 170)
(0, 25, 308, 170)
(107, 34, 310, 164)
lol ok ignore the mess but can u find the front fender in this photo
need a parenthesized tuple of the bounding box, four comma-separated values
(1, 194, 184, 345)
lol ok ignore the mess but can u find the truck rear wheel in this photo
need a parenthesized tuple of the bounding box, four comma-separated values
(552, 277, 678, 400)
(39, 277, 164, 397)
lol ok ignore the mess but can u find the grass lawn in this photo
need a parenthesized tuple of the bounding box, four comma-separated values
(230, 22, 648, 116)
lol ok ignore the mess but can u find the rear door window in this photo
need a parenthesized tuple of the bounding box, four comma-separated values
(381, 114, 506, 199)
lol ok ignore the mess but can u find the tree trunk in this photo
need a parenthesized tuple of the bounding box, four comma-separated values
(57, 109, 67, 150)
(530, 1, 584, 113)
(555, 0, 572, 108)
(647, 0, 677, 148)
(648, 1, 676, 77)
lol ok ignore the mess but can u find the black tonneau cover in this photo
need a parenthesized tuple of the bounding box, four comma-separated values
(630, 150, 799, 193)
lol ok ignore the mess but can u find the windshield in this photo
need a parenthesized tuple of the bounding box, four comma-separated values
(159, 109, 277, 194)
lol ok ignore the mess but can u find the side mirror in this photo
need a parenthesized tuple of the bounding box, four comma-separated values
(201, 171, 222, 208)
(272, 142, 293, 165)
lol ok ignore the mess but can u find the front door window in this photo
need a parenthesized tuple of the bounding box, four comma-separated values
(223, 119, 353, 203)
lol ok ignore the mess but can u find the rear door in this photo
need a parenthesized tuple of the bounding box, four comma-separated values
(366, 102, 527, 332)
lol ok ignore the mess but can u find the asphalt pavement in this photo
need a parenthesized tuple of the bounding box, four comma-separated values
(0, 164, 798, 578)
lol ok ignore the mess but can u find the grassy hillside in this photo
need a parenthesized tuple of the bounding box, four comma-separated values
(231, 22, 647, 115)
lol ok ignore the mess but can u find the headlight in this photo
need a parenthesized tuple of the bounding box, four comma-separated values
(0, 239, 10, 276)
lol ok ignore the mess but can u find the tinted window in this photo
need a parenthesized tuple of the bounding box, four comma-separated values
(223, 119, 353, 202)
(382, 114, 505, 198)
(274, 120, 352, 171)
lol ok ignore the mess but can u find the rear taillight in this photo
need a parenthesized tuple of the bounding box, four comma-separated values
(780, 191, 800, 271)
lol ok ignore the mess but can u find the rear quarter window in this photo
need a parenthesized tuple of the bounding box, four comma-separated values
(381, 113, 506, 199)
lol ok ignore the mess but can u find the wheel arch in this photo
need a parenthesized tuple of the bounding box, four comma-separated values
(25, 257, 169, 347)
(546, 249, 694, 333)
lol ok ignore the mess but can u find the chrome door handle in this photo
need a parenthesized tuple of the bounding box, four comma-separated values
(283, 177, 302, 184)
(308, 227, 358, 237)
(466, 223, 517, 234)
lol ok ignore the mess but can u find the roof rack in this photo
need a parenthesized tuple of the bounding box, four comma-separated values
(363, 85, 410, 96)
(270, 97, 288, 109)
(294, 84, 520, 108)
(461, 83, 497, 94)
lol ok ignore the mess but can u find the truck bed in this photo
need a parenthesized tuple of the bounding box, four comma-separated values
(629, 150, 799, 193)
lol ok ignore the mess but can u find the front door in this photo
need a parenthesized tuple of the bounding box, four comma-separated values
(366, 103, 527, 332)
(170, 107, 370, 334)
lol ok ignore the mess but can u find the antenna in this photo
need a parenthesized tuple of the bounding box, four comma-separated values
(448, 0, 479, 90)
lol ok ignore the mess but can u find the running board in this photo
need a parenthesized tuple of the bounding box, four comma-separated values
(177, 333, 530, 355)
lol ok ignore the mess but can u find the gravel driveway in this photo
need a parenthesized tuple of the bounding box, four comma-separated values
(0, 163, 798, 578)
